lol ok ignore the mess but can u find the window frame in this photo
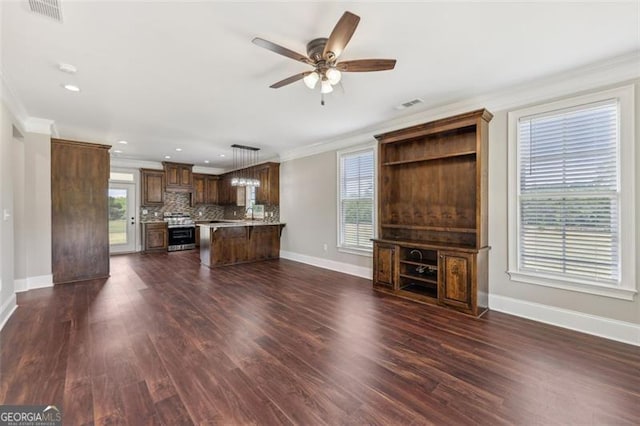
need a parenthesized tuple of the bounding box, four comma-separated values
(507, 85, 636, 300)
(336, 143, 377, 257)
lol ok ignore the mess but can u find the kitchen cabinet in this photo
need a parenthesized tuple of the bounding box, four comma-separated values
(163, 162, 193, 192)
(142, 222, 168, 252)
(199, 223, 285, 267)
(193, 174, 219, 205)
(52, 139, 110, 284)
(216, 176, 245, 206)
(255, 162, 280, 205)
(141, 169, 164, 206)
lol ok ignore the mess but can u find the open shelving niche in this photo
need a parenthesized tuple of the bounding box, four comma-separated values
(372, 109, 492, 316)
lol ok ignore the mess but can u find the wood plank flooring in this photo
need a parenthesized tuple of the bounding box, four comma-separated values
(1, 251, 639, 425)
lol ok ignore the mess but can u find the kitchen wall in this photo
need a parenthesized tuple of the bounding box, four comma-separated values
(279, 57, 639, 343)
(140, 191, 224, 221)
(140, 190, 281, 223)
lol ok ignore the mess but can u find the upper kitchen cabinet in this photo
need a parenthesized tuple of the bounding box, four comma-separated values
(52, 139, 111, 284)
(192, 173, 219, 205)
(163, 161, 193, 192)
(141, 169, 164, 206)
(255, 162, 280, 205)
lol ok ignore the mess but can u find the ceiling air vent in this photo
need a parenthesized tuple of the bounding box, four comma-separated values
(28, 0, 63, 22)
(395, 98, 424, 110)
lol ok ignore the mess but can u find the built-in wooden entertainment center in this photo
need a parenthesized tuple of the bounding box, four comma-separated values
(372, 109, 492, 316)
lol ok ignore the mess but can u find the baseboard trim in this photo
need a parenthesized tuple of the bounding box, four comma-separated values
(15, 274, 53, 293)
(489, 294, 640, 347)
(0, 293, 17, 332)
(280, 250, 372, 279)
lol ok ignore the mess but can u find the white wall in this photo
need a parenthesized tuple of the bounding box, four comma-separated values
(280, 57, 639, 344)
(0, 101, 18, 328)
(280, 150, 373, 278)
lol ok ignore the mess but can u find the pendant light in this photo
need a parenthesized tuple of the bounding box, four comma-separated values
(230, 144, 260, 187)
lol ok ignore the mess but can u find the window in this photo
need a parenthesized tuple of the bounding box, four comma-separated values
(508, 85, 636, 300)
(337, 146, 375, 254)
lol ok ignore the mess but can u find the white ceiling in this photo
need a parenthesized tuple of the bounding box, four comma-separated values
(2, 1, 639, 169)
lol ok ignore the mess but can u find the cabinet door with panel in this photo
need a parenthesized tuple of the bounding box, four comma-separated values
(141, 169, 164, 206)
(205, 175, 219, 204)
(438, 251, 474, 312)
(163, 162, 193, 191)
(373, 242, 397, 289)
(256, 163, 280, 205)
(143, 223, 168, 252)
(192, 174, 206, 204)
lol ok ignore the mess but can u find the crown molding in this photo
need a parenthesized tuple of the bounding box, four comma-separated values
(279, 51, 640, 162)
(110, 158, 163, 170)
(24, 117, 54, 135)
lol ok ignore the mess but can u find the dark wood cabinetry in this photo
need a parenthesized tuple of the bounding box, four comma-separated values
(216, 162, 279, 206)
(372, 109, 492, 316)
(163, 162, 193, 192)
(52, 139, 110, 284)
(192, 173, 219, 205)
(255, 162, 280, 205)
(373, 243, 396, 289)
(142, 222, 168, 252)
(141, 169, 164, 206)
(200, 224, 284, 267)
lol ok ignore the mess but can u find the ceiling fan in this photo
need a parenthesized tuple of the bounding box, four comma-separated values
(252, 11, 396, 104)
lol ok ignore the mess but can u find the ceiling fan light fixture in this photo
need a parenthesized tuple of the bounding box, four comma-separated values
(320, 79, 333, 94)
(326, 67, 341, 85)
(303, 71, 319, 89)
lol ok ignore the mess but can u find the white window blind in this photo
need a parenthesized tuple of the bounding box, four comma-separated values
(338, 148, 374, 251)
(518, 100, 619, 284)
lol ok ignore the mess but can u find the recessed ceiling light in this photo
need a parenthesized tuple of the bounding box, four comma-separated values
(58, 63, 77, 74)
(175, 148, 182, 152)
(164, 155, 171, 159)
(113, 149, 122, 153)
(118, 140, 128, 145)
(63, 84, 80, 92)
(204, 160, 210, 164)
(219, 154, 225, 157)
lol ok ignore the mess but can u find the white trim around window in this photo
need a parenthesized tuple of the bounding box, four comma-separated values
(336, 142, 377, 257)
(507, 85, 636, 300)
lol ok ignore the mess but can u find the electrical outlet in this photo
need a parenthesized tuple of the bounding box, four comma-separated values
(142, 209, 148, 214)
(199, 211, 203, 216)
(154, 212, 158, 217)
(323, 243, 328, 252)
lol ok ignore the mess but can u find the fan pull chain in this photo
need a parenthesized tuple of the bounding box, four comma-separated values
(321, 92, 325, 106)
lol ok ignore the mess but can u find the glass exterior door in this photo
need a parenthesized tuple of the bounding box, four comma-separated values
(109, 182, 136, 253)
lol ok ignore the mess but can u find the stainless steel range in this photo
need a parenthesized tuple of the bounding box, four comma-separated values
(164, 213, 196, 251)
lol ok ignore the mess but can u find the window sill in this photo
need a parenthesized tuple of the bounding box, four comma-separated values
(337, 246, 373, 257)
(507, 270, 637, 301)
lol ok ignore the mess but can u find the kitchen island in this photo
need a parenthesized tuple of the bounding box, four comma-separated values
(198, 221, 285, 267)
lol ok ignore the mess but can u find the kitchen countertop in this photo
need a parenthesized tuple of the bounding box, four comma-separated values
(198, 221, 285, 228)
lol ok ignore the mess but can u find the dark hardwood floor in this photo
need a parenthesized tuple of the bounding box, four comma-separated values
(1, 251, 638, 425)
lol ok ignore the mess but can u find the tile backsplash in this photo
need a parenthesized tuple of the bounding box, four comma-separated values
(140, 191, 280, 222)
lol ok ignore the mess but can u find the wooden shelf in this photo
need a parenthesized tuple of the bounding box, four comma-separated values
(399, 273, 437, 285)
(399, 259, 436, 268)
(381, 224, 477, 234)
(381, 150, 476, 166)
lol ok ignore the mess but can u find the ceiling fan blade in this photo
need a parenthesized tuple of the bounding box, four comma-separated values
(336, 59, 397, 72)
(252, 37, 314, 65)
(323, 11, 360, 61)
(270, 72, 311, 89)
